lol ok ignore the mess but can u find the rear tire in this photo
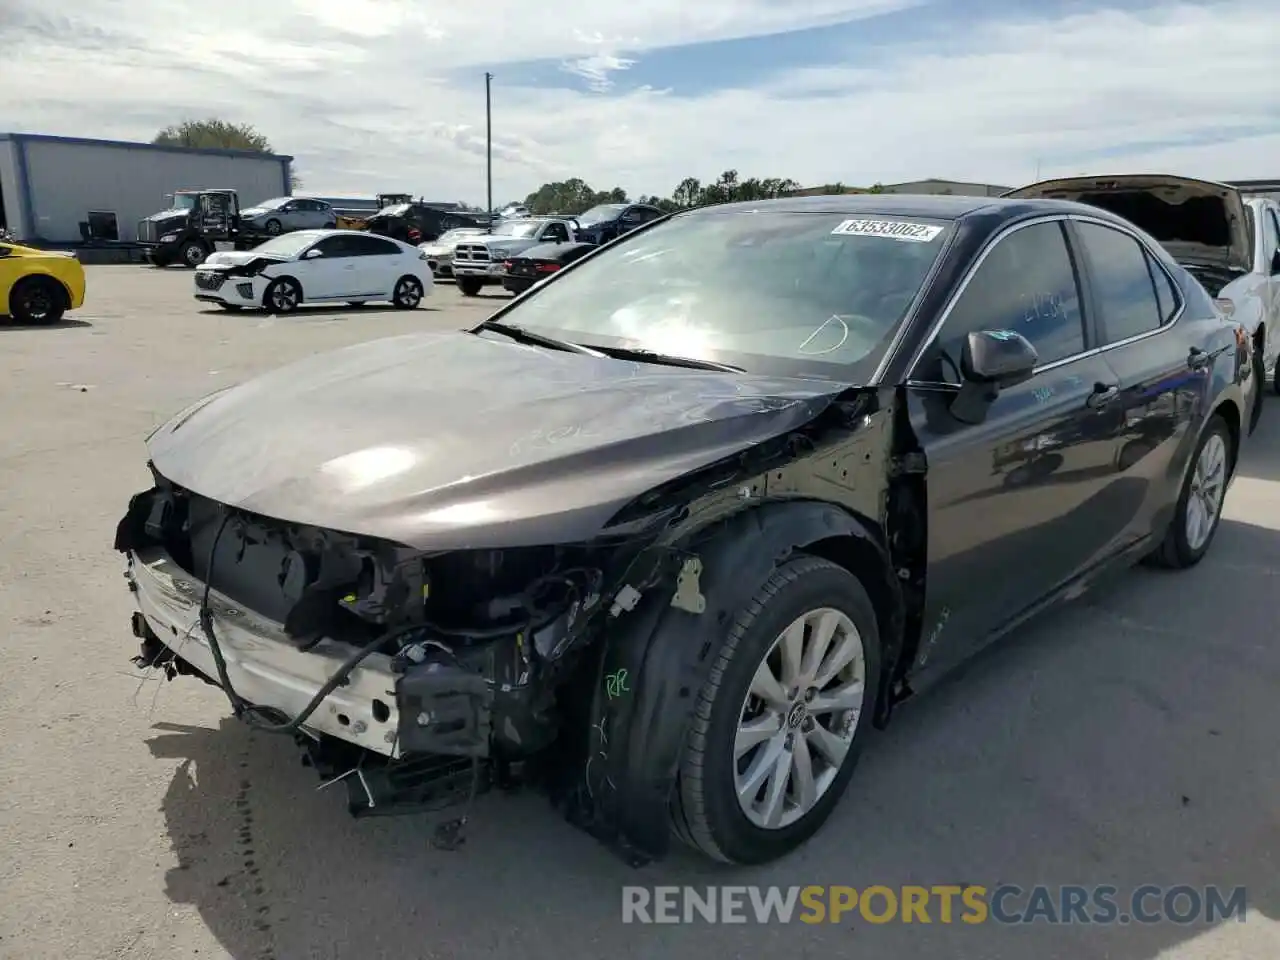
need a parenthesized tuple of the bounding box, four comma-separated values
(458, 277, 482, 297)
(672, 556, 881, 865)
(8, 276, 66, 325)
(392, 276, 424, 309)
(1146, 414, 1232, 569)
(263, 277, 302, 314)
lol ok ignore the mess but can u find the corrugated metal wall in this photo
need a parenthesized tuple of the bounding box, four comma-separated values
(0, 140, 23, 235)
(14, 138, 290, 243)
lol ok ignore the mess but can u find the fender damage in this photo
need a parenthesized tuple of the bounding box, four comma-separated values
(116, 332, 919, 863)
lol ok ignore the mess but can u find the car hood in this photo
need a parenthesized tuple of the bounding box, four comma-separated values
(200, 250, 289, 269)
(517, 241, 592, 262)
(145, 331, 846, 550)
(143, 210, 189, 223)
(239, 207, 270, 218)
(1004, 174, 1251, 272)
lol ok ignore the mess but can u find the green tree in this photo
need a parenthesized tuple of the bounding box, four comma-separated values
(153, 118, 301, 190)
(522, 179, 631, 216)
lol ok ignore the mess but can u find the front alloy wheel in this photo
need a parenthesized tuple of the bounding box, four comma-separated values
(263, 277, 301, 314)
(673, 555, 881, 864)
(734, 607, 866, 830)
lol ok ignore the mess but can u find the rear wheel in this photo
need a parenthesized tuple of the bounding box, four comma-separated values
(457, 277, 482, 297)
(672, 556, 881, 864)
(1147, 414, 1232, 569)
(392, 276, 424, 309)
(8, 276, 66, 325)
(263, 277, 302, 314)
(179, 240, 207, 267)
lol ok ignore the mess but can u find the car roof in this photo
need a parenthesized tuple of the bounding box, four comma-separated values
(681, 192, 1127, 227)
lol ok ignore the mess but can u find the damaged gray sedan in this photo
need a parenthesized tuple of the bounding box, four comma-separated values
(118, 194, 1255, 865)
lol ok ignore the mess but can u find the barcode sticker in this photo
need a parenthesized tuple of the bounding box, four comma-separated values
(831, 219, 944, 242)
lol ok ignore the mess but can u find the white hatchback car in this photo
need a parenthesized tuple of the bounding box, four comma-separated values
(193, 229, 433, 313)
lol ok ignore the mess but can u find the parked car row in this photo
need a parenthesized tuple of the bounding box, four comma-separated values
(420, 201, 667, 295)
(124, 181, 1271, 871)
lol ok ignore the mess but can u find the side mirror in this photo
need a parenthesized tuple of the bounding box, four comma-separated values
(950, 330, 1039, 425)
(962, 329, 1039, 385)
(303, 248, 323, 259)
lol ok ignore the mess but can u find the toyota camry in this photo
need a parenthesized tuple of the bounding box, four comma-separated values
(120, 194, 1255, 866)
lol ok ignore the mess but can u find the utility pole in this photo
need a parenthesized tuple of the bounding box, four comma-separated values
(485, 72, 494, 219)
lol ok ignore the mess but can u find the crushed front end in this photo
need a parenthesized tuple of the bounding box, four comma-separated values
(116, 467, 634, 823)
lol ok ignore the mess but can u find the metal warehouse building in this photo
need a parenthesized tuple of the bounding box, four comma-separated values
(0, 132, 293, 245)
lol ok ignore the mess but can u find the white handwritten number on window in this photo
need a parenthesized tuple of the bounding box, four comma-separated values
(1020, 291, 1065, 324)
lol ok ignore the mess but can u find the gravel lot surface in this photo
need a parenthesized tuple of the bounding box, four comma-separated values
(1, 265, 1277, 960)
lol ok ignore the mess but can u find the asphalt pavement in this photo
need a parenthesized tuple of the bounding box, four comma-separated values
(0, 266, 1276, 960)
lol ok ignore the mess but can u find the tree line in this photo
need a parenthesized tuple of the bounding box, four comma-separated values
(517, 171, 888, 216)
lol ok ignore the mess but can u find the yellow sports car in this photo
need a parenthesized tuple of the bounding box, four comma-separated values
(1, 239, 86, 324)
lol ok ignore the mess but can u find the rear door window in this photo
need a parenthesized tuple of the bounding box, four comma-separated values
(1075, 222, 1168, 343)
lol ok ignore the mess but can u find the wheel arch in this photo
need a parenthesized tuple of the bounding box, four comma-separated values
(1212, 396, 1241, 475)
(575, 498, 902, 864)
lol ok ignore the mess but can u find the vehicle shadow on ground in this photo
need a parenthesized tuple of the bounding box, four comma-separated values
(1237, 401, 1279, 481)
(0, 318, 93, 332)
(147, 517, 1279, 960)
(196, 305, 440, 319)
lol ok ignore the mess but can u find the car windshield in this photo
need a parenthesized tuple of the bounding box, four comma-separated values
(252, 231, 326, 258)
(171, 193, 199, 211)
(256, 197, 292, 210)
(379, 204, 412, 216)
(495, 209, 952, 380)
(491, 220, 542, 238)
(575, 204, 626, 226)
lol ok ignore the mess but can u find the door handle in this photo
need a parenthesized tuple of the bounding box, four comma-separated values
(1086, 383, 1120, 408)
(1187, 347, 1211, 370)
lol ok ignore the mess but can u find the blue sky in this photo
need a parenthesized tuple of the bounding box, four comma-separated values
(1, 0, 1276, 202)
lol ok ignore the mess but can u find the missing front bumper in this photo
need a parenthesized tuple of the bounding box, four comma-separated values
(127, 547, 404, 755)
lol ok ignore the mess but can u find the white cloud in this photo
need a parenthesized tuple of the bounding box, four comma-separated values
(0, 0, 1277, 204)
(561, 54, 637, 93)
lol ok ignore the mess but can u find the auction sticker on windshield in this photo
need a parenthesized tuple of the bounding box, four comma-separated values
(831, 219, 944, 242)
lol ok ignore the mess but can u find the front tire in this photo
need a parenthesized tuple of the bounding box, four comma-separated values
(8, 276, 66, 325)
(264, 219, 282, 236)
(263, 277, 302, 314)
(1147, 414, 1232, 569)
(392, 276, 424, 309)
(457, 277, 482, 297)
(179, 240, 207, 267)
(673, 556, 881, 865)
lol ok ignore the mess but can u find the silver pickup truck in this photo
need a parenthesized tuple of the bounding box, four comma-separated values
(452, 217, 577, 296)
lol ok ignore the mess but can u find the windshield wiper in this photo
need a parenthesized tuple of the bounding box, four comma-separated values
(473, 320, 607, 357)
(589, 345, 745, 373)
